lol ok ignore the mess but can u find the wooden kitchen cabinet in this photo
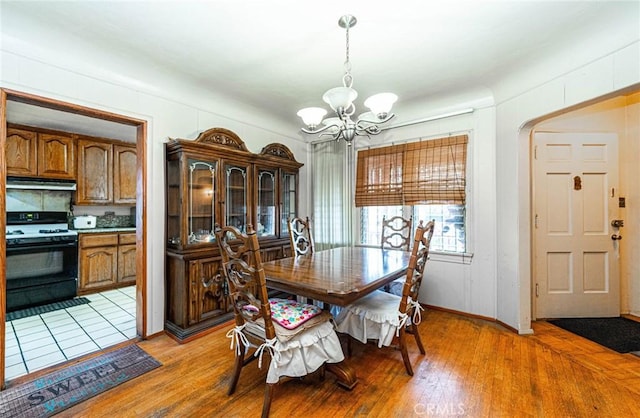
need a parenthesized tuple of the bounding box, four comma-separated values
(77, 139, 113, 204)
(164, 127, 302, 341)
(79, 231, 137, 294)
(79, 233, 118, 293)
(117, 233, 137, 284)
(77, 137, 137, 205)
(6, 125, 76, 179)
(114, 144, 137, 204)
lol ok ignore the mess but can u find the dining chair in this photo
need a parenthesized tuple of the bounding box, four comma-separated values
(288, 216, 314, 256)
(381, 215, 413, 295)
(381, 215, 413, 251)
(215, 224, 344, 418)
(335, 220, 435, 376)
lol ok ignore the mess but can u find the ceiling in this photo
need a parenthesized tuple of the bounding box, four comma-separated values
(2, 1, 638, 138)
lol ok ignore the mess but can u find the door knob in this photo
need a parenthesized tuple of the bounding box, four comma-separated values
(611, 234, 622, 241)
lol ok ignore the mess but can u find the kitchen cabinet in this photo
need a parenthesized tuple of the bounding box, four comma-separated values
(165, 127, 302, 341)
(114, 145, 137, 204)
(117, 232, 137, 284)
(6, 125, 76, 180)
(77, 137, 137, 205)
(79, 231, 137, 294)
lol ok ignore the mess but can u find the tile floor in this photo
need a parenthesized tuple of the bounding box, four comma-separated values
(4, 286, 137, 381)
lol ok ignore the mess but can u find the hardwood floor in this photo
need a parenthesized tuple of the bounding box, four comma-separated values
(30, 309, 640, 417)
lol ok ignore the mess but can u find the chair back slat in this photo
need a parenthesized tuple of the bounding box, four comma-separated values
(398, 220, 435, 314)
(381, 215, 413, 251)
(288, 217, 314, 256)
(215, 224, 276, 340)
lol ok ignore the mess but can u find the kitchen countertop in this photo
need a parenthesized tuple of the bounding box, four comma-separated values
(73, 227, 136, 233)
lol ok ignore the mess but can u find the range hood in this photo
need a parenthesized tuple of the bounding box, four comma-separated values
(6, 178, 77, 191)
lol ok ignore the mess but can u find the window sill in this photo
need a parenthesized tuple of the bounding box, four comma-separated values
(355, 244, 473, 265)
(429, 251, 473, 265)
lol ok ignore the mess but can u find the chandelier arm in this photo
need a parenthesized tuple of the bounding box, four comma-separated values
(357, 113, 396, 125)
(356, 124, 383, 136)
(301, 123, 341, 135)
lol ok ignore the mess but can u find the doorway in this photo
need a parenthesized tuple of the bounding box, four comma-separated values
(0, 89, 147, 387)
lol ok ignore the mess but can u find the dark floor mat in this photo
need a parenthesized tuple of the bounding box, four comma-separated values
(0, 345, 161, 417)
(6, 297, 91, 321)
(548, 317, 640, 353)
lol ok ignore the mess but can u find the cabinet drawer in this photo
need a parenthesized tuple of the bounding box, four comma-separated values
(119, 233, 136, 245)
(80, 233, 118, 247)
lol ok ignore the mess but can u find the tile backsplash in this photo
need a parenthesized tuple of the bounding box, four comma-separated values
(7, 190, 72, 212)
(71, 206, 136, 228)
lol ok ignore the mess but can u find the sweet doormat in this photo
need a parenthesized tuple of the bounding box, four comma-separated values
(0, 345, 161, 417)
(549, 317, 640, 353)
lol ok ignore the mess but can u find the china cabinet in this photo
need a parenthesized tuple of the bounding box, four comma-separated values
(165, 128, 302, 341)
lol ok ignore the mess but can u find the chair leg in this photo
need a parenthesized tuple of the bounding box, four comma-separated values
(228, 345, 245, 395)
(398, 331, 414, 376)
(262, 383, 275, 418)
(347, 335, 353, 358)
(409, 322, 426, 355)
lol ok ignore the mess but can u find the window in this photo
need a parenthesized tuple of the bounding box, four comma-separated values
(356, 135, 468, 253)
(359, 204, 465, 252)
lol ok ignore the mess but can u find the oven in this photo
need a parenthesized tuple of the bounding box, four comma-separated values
(5, 211, 78, 312)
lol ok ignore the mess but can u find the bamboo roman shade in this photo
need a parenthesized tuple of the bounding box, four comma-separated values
(355, 134, 468, 207)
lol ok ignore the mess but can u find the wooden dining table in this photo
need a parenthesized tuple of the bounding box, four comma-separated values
(262, 246, 411, 306)
(261, 246, 412, 389)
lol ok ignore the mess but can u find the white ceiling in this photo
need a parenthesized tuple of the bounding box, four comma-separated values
(2, 1, 638, 137)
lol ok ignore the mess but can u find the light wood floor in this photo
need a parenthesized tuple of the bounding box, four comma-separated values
(26, 309, 640, 417)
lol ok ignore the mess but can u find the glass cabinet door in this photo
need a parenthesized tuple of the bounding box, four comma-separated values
(257, 169, 276, 237)
(281, 171, 298, 237)
(225, 163, 248, 232)
(166, 158, 181, 246)
(188, 158, 216, 244)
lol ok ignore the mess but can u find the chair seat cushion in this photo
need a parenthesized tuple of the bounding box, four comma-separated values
(243, 317, 344, 384)
(335, 290, 402, 348)
(269, 298, 323, 330)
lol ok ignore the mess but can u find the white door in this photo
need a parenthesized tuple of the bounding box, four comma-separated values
(534, 132, 620, 318)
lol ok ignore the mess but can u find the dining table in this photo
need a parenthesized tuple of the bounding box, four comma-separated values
(261, 246, 412, 389)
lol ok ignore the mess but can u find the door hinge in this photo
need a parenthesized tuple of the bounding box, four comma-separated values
(535, 283, 539, 297)
(534, 145, 537, 160)
(535, 214, 539, 229)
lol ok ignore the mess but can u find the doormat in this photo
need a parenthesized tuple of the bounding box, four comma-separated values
(0, 345, 161, 417)
(6, 297, 91, 322)
(548, 317, 640, 353)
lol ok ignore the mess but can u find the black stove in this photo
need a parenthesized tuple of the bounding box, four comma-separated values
(5, 211, 78, 312)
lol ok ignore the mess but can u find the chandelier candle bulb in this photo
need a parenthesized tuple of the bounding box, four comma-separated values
(297, 14, 397, 146)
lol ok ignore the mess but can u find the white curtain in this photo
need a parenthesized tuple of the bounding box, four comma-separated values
(311, 140, 354, 250)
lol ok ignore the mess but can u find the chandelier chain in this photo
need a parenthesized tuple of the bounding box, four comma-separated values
(343, 22, 353, 88)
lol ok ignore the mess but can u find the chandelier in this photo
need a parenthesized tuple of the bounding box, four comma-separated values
(297, 15, 397, 146)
